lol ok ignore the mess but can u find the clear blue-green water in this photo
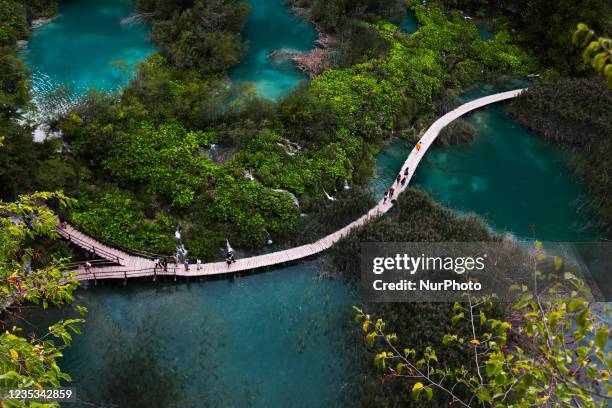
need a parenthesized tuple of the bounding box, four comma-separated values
(412, 105, 599, 241)
(229, 0, 317, 100)
(369, 83, 601, 241)
(478, 27, 494, 41)
(32, 262, 355, 407)
(369, 138, 412, 199)
(399, 9, 419, 34)
(22, 0, 155, 113)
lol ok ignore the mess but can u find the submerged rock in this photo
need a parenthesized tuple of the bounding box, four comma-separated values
(31, 16, 56, 29)
(268, 48, 305, 65)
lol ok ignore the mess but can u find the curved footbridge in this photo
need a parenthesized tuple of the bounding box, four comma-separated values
(61, 89, 526, 282)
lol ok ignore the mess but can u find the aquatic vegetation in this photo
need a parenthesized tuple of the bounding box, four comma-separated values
(311, 3, 536, 141)
(137, 0, 250, 73)
(508, 78, 612, 236)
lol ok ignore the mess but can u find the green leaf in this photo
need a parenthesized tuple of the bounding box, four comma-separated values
(595, 327, 609, 350)
(568, 299, 585, 312)
(366, 332, 376, 347)
(362, 320, 370, 333)
(424, 386, 433, 400)
(451, 312, 464, 325)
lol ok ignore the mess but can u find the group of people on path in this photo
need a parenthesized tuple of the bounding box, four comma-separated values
(382, 140, 422, 205)
(384, 166, 410, 205)
(153, 255, 204, 273)
(151, 249, 236, 272)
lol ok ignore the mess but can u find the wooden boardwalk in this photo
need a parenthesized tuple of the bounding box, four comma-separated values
(60, 89, 526, 281)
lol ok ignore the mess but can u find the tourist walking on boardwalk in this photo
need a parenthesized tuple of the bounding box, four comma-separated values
(404, 167, 409, 176)
(196, 259, 202, 271)
(184, 258, 189, 271)
(389, 187, 395, 200)
(226, 255, 232, 267)
(383, 191, 388, 204)
(154, 257, 161, 272)
(84, 261, 91, 274)
(162, 258, 168, 272)
(396, 174, 401, 185)
(173, 254, 179, 270)
(415, 141, 422, 152)
(400, 177, 407, 187)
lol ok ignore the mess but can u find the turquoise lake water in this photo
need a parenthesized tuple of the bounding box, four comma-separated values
(399, 9, 419, 34)
(478, 27, 494, 41)
(229, 0, 317, 100)
(22, 0, 155, 114)
(31, 262, 355, 407)
(369, 82, 601, 241)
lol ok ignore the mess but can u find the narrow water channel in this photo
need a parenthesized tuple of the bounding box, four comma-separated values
(229, 0, 317, 100)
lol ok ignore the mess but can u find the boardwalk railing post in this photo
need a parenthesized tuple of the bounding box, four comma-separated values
(93, 270, 97, 286)
(174, 267, 177, 282)
(153, 267, 157, 282)
(123, 271, 127, 286)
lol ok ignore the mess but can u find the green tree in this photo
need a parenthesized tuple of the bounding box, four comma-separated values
(518, 0, 611, 74)
(354, 243, 612, 407)
(1, 192, 84, 406)
(573, 24, 612, 87)
(147, 0, 250, 73)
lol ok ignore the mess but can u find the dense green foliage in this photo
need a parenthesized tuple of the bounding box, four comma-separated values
(0, 1, 67, 201)
(329, 189, 497, 406)
(517, 0, 612, 75)
(0, 0, 540, 260)
(574, 24, 612, 87)
(136, 0, 250, 73)
(310, 2, 536, 141)
(438, 0, 612, 75)
(508, 79, 612, 237)
(0, 0, 606, 259)
(293, 186, 375, 245)
(303, 0, 403, 33)
(60, 89, 302, 256)
(356, 267, 611, 407)
(1, 192, 84, 405)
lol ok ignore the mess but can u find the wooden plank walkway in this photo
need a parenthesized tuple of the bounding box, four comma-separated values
(60, 89, 526, 281)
